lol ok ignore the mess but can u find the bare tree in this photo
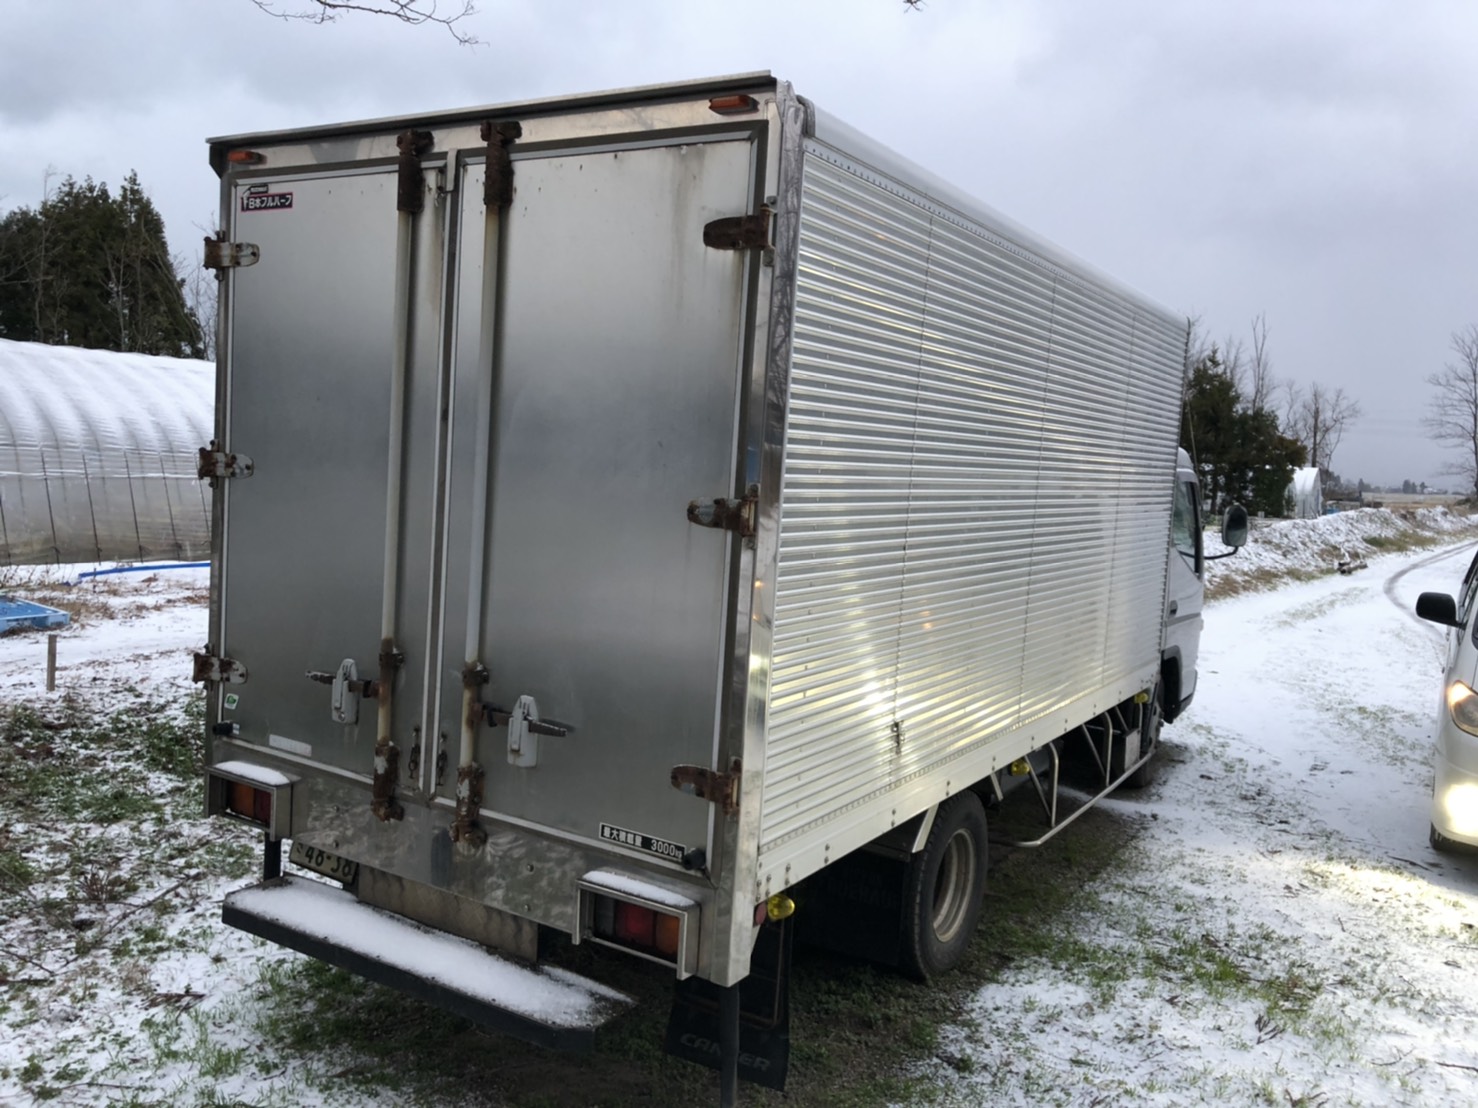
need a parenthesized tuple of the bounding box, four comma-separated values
(1286, 382, 1362, 474)
(1247, 313, 1275, 414)
(184, 215, 223, 362)
(251, 0, 479, 43)
(1424, 325, 1478, 500)
(183, 254, 219, 362)
(1219, 332, 1247, 398)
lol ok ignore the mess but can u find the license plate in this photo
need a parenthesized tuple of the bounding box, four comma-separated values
(289, 841, 358, 884)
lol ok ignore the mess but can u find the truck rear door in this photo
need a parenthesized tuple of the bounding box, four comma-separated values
(218, 166, 440, 776)
(435, 135, 759, 867)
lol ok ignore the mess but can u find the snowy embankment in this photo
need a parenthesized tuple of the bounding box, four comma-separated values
(1205, 504, 1478, 595)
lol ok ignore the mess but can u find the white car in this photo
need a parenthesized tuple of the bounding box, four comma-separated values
(1416, 551, 1478, 852)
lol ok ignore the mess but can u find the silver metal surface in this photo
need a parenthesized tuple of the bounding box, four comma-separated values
(217, 738, 715, 939)
(756, 139, 1185, 889)
(358, 864, 538, 961)
(435, 136, 758, 864)
(218, 166, 442, 779)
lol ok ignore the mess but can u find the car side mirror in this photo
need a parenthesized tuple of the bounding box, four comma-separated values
(1416, 592, 1461, 628)
(1221, 504, 1249, 549)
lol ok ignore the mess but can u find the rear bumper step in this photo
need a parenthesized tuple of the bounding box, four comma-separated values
(223, 876, 631, 1050)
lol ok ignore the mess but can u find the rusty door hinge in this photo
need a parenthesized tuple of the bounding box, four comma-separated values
(203, 235, 260, 271)
(371, 740, 405, 822)
(671, 759, 741, 815)
(193, 649, 248, 685)
(198, 442, 254, 483)
(397, 129, 435, 214)
(481, 120, 522, 209)
(687, 484, 758, 538)
(704, 210, 771, 251)
(450, 763, 486, 845)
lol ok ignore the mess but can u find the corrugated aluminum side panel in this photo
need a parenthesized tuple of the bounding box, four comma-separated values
(760, 144, 1183, 859)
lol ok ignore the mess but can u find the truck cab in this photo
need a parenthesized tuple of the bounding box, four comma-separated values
(1163, 449, 1248, 722)
(1163, 448, 1205, 721)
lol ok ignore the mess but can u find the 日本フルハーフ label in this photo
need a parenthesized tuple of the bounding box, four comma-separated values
(241, 192, 293, 212)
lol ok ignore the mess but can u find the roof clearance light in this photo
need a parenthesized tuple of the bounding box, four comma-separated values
(227, 150, 265, 165)
(709, 94, 758, 115)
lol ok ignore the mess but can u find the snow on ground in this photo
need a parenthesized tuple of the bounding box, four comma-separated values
(0, 563, 209, 700)
(4, 511, 1478, 1106)
(920, 510, 1478, 1106)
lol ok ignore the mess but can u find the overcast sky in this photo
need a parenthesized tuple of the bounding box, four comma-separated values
(2, 0, 1469, 488)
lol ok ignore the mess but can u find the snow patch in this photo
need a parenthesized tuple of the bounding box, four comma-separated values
(226, 877, 630, 1028)
(580, 868, 701, 910)
(212, 759, 292, 787)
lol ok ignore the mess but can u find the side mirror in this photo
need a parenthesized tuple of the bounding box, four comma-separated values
(1416, 592, 1461, 628)
(1221, 504, 1249, 549)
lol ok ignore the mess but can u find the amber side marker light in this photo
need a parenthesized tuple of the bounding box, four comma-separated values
(709, 94, 758, 115)
(227, 149, 265, 165)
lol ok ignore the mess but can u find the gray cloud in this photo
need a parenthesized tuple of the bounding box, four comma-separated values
(1, 0, 1470, 485)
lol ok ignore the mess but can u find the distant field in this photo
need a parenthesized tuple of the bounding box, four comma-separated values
(1359, 491, 1466, 508)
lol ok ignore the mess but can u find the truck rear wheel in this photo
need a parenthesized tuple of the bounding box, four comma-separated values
(901, 791, 988, 981)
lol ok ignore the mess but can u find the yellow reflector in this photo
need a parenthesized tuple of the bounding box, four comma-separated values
(1009, 759, 1031, 777)
(766, 894, 795, 922)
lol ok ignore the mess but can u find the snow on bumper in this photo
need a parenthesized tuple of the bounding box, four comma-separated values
(224, 876, 631, 1049)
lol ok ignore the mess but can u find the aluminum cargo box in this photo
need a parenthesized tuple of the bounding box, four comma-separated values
(205, 73, 1185, 988)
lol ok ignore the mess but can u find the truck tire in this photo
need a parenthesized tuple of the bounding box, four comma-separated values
(1115, 684, 1163, 791)
(901, 791, 988, 981)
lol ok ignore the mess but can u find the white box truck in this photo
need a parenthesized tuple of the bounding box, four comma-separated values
(197, 73, 1244, 1101)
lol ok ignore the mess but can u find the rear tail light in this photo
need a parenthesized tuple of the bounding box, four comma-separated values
(228, 781, 274, 825)
(206, 761, 292, 839)
(578, 871, 699, 978)
(614, 901, 656, 946)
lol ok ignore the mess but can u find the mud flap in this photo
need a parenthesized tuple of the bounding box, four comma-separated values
(663, 917, 792, 1090)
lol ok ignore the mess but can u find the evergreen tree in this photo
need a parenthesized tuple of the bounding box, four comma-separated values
(0, 172, 202, 357)
(1181, 347, 1305, 517)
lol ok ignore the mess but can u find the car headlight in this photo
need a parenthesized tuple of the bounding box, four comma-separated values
(1448, 681, 1478, 737)
(1440, 782, 1478, 838)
